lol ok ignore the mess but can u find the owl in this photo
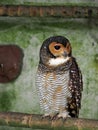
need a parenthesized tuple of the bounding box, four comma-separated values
(36, 36, 83, 119)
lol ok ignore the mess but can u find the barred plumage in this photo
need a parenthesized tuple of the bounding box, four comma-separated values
(36, 69, 71, 114)
(36, 36, 83, 118)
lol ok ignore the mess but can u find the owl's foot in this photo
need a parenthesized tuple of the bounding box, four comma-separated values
(57, 111, 70, 119)
(42, 113, 58, 120)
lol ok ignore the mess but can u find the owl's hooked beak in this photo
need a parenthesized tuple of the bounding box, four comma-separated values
(63, 51, 68, 57)
(62, 50, 71, 59)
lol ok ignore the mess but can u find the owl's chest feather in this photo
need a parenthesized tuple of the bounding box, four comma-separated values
(36, 70, 71, 113)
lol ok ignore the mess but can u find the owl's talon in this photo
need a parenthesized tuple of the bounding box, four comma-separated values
(42, 113, 59, 120)
(57, 111, 70, 120)
(42, 114, 50, 119)
(51, 113, 59, 120)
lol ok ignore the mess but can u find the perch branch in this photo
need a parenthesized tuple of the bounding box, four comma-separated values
(0, 112, 98, 129)
(0, 5, 98, 18)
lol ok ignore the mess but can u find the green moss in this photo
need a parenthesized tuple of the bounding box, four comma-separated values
(29, 18, 88, 31)
(0, 0, 98, 7)
(0, 126, 32, 130)
(0, 22, 16, 31)
(0, 86, 16, 111)
(94, 54, 98, 63)
(90, 54, 98, 72)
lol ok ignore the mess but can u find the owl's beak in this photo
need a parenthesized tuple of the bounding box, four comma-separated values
(63, 51, 68, 57)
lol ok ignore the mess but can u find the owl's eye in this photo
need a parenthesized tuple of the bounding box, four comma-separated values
(54, 45, 61, 50)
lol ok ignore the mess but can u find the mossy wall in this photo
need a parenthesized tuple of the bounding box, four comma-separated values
(0, 0, 98, 130)
(0, 0, 98, 6)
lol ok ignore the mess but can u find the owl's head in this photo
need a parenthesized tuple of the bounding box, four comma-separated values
(39, 36, 72, 67)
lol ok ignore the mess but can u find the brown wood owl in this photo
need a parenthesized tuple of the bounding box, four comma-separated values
(36, 36, 83, 119)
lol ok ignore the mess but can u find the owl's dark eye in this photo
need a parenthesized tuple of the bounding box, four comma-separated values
(54, 45, 61, 50)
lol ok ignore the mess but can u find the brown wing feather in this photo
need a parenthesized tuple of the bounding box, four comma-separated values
(68, 57, 83, 117)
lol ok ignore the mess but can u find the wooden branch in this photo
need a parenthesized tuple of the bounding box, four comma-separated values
(0, 5, 98, 18)
(0, 112, 98, 129)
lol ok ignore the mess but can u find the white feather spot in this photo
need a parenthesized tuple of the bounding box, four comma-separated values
(49, 57, 70, 66)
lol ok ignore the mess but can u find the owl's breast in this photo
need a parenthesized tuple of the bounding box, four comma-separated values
(36, 69, 71, 113)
